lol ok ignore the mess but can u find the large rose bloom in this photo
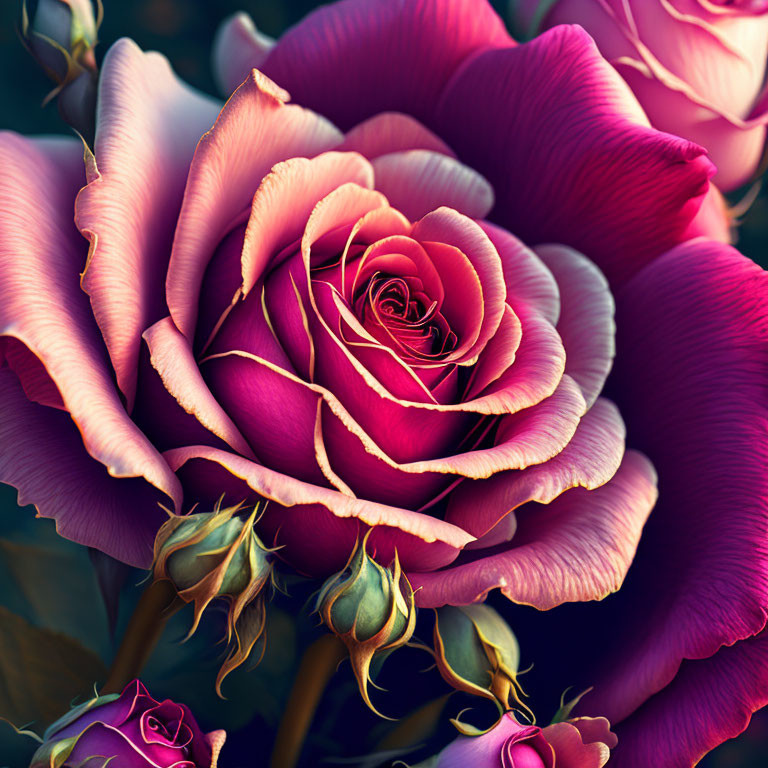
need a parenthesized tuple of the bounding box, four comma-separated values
(515, 0, 768, 191)
(0, 1, 766, 765)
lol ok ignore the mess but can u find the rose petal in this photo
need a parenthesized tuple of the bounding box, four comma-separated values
(0, 369, 168, 568)
(535, 244, 615, 409)
(479, 222, 561, 327)
(239, 152, 376, 300)
(143, 317, 255, 458)
(446, 397, 626, 540)
(412, 208, 506, 363)
(573, 240, 768, 725)
(411, 450, 657, 609)
(212, 12, 274, 96)
(0, 133, 181, 525)
(371, 150, 494, 220)
(75, 38, 221, 408)
(435, 25, 714, 287)
(340, 112, 456, 159)
(167, 70, 343, 339)
(261, 0, 512, 129)
(540, 720, 613, 768)
(607, 628, 768, 768)
(164, 445, 475, 553)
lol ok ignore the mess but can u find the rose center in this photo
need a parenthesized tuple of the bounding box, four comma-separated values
(355, 271, 456, 360)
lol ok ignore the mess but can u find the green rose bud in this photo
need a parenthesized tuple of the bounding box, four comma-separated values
(432, 604, 531, 721)
(21, 0, 101, 140)
(21, 0, 99, 84)
(153, 500, 275, 695)
(316, 532, 416, 715)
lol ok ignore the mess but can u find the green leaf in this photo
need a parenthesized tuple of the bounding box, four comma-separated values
(0, 606, 106, 728)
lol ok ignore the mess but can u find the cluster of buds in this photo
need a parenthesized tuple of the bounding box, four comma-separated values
(432, 603, 532, 729)
(20, 0, 101, 139)
(153, 499, 275, 695)
(316, 532, 416, 715)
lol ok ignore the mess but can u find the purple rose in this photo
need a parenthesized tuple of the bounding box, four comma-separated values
(31, 681, 225, 768)
(425, 712, 617, 768)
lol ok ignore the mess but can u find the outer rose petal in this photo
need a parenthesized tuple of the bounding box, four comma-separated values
(435, 25, 714, 287)
(212, 12, 274, 96)
(0, 134, 181, 544)
(75, 38, 221, 409)
(0, 370, 167, 568)
(410, 450, 657, 609)
(261, 0, 513, 130)
(167, 70, 343, 339)
(572, 240, 768, 726)
(608, 628, 768, 768)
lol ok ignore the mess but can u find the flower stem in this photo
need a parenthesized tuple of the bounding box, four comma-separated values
(270, 633, 347, 768)
(102, 579, 184, 694)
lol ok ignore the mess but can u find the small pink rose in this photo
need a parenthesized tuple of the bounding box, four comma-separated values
(427, 712, 617, 768)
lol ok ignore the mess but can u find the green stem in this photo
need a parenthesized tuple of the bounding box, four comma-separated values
(101, 579, 184, 694)
(269, 633, 347, 768)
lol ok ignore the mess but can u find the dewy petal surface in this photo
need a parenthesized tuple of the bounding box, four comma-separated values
(260, 0, 513, 130)
(411, 450, 657, 609)
(0, 134, 181, 536)
(435, 25, 714, 287)
(75, 38, 221, 409)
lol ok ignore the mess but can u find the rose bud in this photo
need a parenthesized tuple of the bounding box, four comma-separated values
(513, 0, 768, 191)
(415, 710, 617, 768)
(30, 679, 225, 768)
(153, 500, 275, 694)
(21, 0, 98, 83)
(432, 604, 530, 720)
(316, 532, 416, 714)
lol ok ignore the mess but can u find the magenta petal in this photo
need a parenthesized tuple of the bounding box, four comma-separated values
(411, 450, 657, 609)
(75, 39, 221, 408)
(436, 25, 714, 287)
(0, 369, 168, 568)
(261, 0, 512, 130)
(608, 629, 768, 768)
(579, 240, 768, 726)
(0, 133, 181, 523)
(143, 317, 255, 458)
(167, 71, 343, 339)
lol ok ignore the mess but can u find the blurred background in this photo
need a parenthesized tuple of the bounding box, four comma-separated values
(0, 1, 766, 766)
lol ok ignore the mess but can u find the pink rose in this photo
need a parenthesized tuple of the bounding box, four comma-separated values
(31, 680, 225, 768)
(1, 1, 767, 766)
(425, 712, 616, 768)
(514, 0, 768, 190)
